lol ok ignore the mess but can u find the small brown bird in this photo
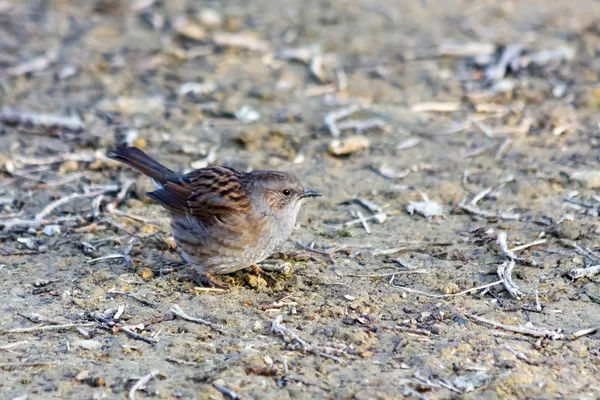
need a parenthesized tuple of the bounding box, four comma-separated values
(107, 147, 320, 287)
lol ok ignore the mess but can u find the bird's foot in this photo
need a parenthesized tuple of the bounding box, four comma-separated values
(249, 264, 277, 282)
(191, 270, 230, 290)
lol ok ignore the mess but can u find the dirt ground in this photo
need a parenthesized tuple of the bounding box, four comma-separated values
(2, 0, 600, 399)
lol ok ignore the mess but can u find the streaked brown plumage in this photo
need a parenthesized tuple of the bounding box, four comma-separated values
(107, 147, 320, 286)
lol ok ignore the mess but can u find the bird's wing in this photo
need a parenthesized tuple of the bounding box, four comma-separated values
(146, 166, 251, 225)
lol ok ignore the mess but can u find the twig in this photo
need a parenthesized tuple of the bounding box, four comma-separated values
(87, 254, 127, 264)
(339, 270, 428, 278)
(497, 261, 523, 299)
(391, 279, 503, 298)
(0, 107, 83, 132)
(0, 340, 28, 355)
(572, 326, 600, 339)
(560, 241, 600, 263)
(107, 291, 156, 308)
(395, 326, 432, 337)
(340, 212, 387, 229)
(120, 327, 157, 344)
(106, 179, 136, 213)
(170, 305, 225, 334)
(411, 102, 460, 112)
(0, 322, 95, 335)
(165, 357, 203, 367)
(503, 345, 538, 365)
(0, 361, 60, 369)
(271, 315, 346, 362)
(534, 290, 542, 312)
(356, 210, 371, 233)
(497, 233, 524, 263)
(128, 370, 160, 400)
(568, 265, 600, 280)
(468, 314, 565, 340)
(2, 186, 119, 230)
(510, 239, 547, 253)
(458, 200, 521, 221)
(470, 187, 492, 206)
(324, 105, 360, 137)
(213, 384, 241, 400)
(495, 138, 512, 159)
(296, 241, 334, 262)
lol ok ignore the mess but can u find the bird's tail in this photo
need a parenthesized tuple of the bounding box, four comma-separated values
(107, 147, 176, 185)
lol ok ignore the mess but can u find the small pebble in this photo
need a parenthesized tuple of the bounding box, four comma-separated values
(43, 225, 61, 237)
(72, 339, 102, 351)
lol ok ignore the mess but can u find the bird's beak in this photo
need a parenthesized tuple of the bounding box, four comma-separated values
(301, 189, 321, 199)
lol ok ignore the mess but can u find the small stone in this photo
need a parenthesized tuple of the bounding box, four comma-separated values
(59, 160, 79, 173)
(173, 16, 206, 41)
(571, 170, 600, 189)
(328, 136, 370, 156)
(72, 339, 102, 351)
(43, 225, 61, 237)
(442, 283, 460, 294)
(235, 105, 261, 122)
(198, 8, 222, 29)
(139, 268, 154, 280)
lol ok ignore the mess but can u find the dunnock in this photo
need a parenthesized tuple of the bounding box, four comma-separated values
(107, 147, 320, 287)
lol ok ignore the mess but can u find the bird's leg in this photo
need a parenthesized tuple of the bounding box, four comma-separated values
(249, 264, 277, 281)
(191, 269, 230, 289)
(250, 264, 263, 275)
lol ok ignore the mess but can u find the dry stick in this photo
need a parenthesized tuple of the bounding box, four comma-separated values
(0, 340, 28, 355)
(503, 345, 538, 365)
(561, 240, 600, 263)
(495, 138, 512, 160)
(128, 370, 160, 400)
(468, 314, 565, 340)
(170, 305, 226, 334)
(107, 291, 156, 308)
(87, 254, 126, 264)
(510, 239, 547, 253)
(213, 384, 242, 400)
(568, 265, 600, 280)
(0, 340, 28, 351)
(0, 107, 83, 132)
(339, 270, 428, 278)
(534, 290, 542, 312)
(497, 232, 527, 264)
(458, 200, 521, 221)
(572, 326, 600, 339)
(2, 186, 119, 230)
(106, 178, 136, 213)
(391, 279, 503, 299)
(0, 361, 60, 369)
(324, 105, 360, 137)
(0, 322, 95, 335)
(356, 210, 371, 233)
(497, 261, 523, 299)
(165, 357, 203, 367)
(470, 187, 492, 206)
(296, 240, 335, 263)
(120, 327, 157, 344)
(271, 315, 345, 363)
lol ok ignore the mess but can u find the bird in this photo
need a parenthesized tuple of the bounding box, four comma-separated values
(107, 147, 321, 288)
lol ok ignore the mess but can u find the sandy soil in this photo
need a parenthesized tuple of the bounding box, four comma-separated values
(2, 0, 600, 399)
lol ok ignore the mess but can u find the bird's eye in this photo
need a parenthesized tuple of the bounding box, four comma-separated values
(282, 189, 291, 196)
